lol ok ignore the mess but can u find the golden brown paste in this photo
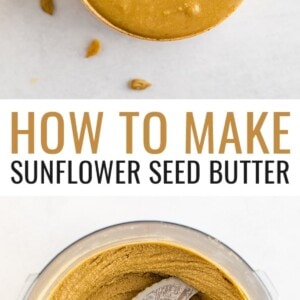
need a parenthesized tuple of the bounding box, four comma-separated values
(83, 0, 243, 40)
(50, 242, 247, 300)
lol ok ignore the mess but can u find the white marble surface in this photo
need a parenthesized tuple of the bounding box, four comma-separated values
(0, 197, 300, 299)
(1, 0, 299, 99)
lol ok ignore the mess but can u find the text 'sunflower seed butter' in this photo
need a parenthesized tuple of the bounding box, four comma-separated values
(25, 222, 272, 300)
(82, 0, 243, 40)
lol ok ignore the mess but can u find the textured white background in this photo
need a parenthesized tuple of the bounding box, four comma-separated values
(1, 0, 300, 98)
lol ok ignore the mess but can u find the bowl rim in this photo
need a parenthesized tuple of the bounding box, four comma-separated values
(26, 221, 272, 299)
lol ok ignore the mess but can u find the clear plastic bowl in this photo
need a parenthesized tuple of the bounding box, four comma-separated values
(25, 221, 274, 300)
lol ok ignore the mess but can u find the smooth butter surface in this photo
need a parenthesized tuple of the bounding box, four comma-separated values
(50, 242, 247, 300)
(84, 0, 243, 39)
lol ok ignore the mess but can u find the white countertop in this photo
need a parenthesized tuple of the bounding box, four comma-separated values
(1, 0, 300, 99)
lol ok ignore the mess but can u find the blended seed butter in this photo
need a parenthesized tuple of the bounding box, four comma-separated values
(83, 0, 243, 40)
(50, 242, 247, 300)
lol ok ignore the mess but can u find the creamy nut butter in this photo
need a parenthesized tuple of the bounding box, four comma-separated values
(26, 222, 272, 300)
(50, 242, 246, 300)
(82, 0, 243, 40)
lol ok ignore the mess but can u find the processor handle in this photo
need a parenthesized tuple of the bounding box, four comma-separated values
(18, 273, 38, 300)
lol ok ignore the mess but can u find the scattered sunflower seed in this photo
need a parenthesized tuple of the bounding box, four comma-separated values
(129, 79, 151, 90)
(40, 0, 54, 15)
(86, 39, 101, 58)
